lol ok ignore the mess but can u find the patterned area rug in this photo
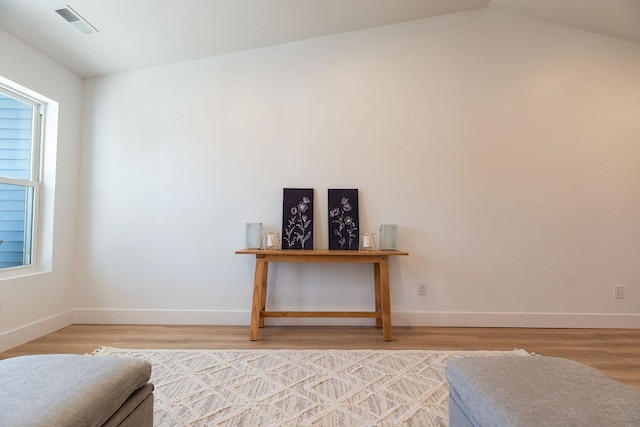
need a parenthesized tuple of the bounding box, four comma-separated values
(91, 347, 529, 426)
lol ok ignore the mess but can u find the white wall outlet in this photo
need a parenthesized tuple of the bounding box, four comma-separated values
(417, 283, 426, 295)
(614, 285, 623, 299)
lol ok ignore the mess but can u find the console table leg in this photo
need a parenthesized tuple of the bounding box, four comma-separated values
(259, 262, 269, 328)
(373, 263, 382, 328)
(379, 258, 393, 341)
(250, 256, 265, 341)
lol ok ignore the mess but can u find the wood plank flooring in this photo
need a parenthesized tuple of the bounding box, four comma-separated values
(2, 324, 639, 387)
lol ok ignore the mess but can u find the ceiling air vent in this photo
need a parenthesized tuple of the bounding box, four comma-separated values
(54, 5, 98, 34)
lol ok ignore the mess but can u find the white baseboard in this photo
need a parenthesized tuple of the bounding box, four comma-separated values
(73, 309, 640, 329)
(73, 309, 249, 325)
(0, 310, 74, 353)
(2, 309, 638, 353)
(392, 311, 640, 328)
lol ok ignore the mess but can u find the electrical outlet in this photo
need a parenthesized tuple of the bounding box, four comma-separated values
(614, 285, 623, 299)
(417, 283, 426, 295)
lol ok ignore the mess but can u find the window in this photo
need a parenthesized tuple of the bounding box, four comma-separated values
(0, 85, 43, 270)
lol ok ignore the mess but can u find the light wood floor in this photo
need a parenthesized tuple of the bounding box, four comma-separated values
(2, 324, 639, 387)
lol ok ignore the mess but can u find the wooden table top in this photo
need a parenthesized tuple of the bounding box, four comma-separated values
(236, 249, 409, 256)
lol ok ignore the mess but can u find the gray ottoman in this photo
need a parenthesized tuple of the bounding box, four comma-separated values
(0, 354, 154, 427)
(446, 356, 640, 427)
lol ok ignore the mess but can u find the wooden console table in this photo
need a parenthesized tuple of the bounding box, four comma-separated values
(235, 249, 408, 341)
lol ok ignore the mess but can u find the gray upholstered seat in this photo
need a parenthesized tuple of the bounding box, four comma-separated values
(0, 354, 153, 427)
(446, 356, 640, 427)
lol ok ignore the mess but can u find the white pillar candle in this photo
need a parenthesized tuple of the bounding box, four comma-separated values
(363, 235, 372, 248)
(267, 234, 274, 247)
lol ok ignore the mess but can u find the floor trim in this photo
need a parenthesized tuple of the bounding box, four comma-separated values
(0, 310, 74, 353)
(73, 309, 640, 328)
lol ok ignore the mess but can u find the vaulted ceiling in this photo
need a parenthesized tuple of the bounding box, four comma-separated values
(0, 0, 638, 78)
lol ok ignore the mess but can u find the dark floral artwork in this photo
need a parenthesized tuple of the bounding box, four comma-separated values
(328, 189, 359, 250)
(282, 188, 314, 250)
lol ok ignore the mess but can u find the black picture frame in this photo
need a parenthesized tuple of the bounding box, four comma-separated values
(282, 188, 314, 250)
(328, 188, 359, 250)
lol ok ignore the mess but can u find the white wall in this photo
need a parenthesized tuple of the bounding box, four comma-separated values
(0, 29, 82, 351)
(76, 9, 640, 328)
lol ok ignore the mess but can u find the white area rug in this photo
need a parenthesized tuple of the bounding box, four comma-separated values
(92, 347, 529, 426)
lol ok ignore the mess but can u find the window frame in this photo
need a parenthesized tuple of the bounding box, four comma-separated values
(0, 82, 45, 272)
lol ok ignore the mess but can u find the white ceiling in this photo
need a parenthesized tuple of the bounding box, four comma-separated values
(0, 0, 638, 79)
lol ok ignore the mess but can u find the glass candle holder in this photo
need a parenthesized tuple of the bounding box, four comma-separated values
(262, 232, 280, 250)
(360, 233, 377, 251)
